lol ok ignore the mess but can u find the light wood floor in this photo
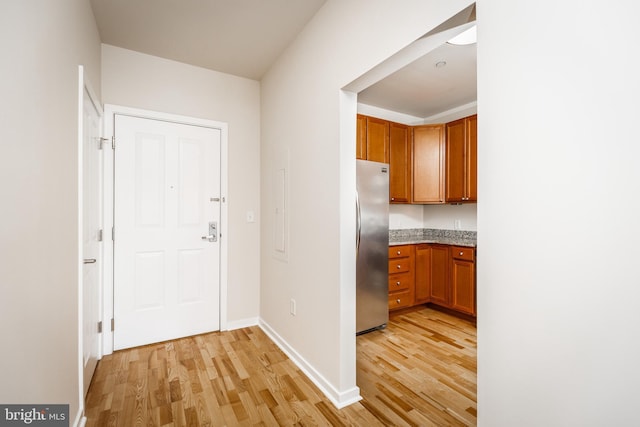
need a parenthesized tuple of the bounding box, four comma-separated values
(85, 306, 476, 426)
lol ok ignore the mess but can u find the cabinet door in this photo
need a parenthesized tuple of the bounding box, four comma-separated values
(451, 258, 475, 315)
(429, 245, 449, 306)
(356, 114, 367, 160)
(413, 125, 445, 203)
(446, 118, 466, 202)
(466, 115, 477, 202)
(414, 244, 431, 304)
(389, 122, 411, 203)
(366, 117, 389, 163)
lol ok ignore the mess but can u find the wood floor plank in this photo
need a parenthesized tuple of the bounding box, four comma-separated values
(86, 306, 476, 426)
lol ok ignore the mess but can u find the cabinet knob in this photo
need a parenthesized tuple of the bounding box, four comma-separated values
(396, 281, 400, 286)
(391, 197, 395, 201)
(397, 265, 401, 269)
(459, 251, 464, 256)
(396, 299, 401, 304)
(396, 250, 401, 255)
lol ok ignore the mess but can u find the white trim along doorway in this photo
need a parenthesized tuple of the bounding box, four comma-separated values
(101, 105, 229, 356)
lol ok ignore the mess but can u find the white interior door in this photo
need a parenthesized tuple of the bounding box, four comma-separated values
(81, 82, 102, 396)
(113, 115, 221, 350)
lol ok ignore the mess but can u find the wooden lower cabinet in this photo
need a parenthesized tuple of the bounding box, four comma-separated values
(429, 245, 450, 307)
(390, 243, 476, 317)
(414, 245, 431, 304)
(388, 245, 415, 311)
(450, 246, 476, 315)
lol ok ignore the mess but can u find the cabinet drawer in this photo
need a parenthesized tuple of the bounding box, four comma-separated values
(389, 245, 412, 259)
(388, 272, 412, 292)
(389, 258, 411, 274)
(389, 291, 413, 310)
(451, 246, 475, 262)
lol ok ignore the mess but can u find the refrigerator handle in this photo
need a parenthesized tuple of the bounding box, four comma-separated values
(356, 190, 361, 256)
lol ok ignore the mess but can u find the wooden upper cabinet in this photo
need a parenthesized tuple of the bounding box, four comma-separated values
(413, 124, 445, 204)
(445, 118, 466, 202)
(357, 114, 477, 205)
(365, 116, 390, 163)
(446, 115, 477, 202)
(356, 114, 367, 160)
(389, 122, 411, 203)
(466, 115, 477, 201)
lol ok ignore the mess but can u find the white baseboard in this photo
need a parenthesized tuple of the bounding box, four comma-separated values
(258, 318, 362, 409)
(225, 316, 259, 331)
(74, 412, 86, 427)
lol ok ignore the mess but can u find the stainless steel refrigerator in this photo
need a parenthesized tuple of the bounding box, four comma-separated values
(356, 159, 389, 334)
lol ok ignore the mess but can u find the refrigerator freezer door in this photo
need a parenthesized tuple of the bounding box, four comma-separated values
(356, 160, 390, 334)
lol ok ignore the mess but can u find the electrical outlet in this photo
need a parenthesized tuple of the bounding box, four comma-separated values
(290, 299, 296, 316)
(246, 211, 255, 223)
(454, 219, 462, 230)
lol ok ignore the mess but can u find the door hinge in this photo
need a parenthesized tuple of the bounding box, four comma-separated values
(112, 135, 115, 150)
(111, 227, 115, 241)
(99, 137, 109, 150)
(98, 229, 103, 242)
(111, 318, 115, 331)
(97, 321, 103, 333)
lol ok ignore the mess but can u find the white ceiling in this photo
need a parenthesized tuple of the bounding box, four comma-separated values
(90, 0, 327, 80)
(358, 41, 477, 119)
(90, 0, 476, 119)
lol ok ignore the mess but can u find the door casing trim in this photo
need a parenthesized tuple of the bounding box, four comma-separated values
(101, 104, 229, 355)
(78, 65, 104, 426)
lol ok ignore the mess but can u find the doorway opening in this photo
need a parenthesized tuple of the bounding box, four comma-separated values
(343, 3, 478, 424)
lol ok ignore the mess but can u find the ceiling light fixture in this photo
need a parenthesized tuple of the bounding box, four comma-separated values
(447, 25, 476, 45)
(435, 61, 447, 69)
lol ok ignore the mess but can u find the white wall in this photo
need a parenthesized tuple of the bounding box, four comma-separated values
(389, 205, 424, 229)
(260, 0, 474, 406)
(479, 0, 640, 425)
(101, 45, 261, 326)
(389, 204, 478, 231)
(0, 0, 101, 422)
(422, 204, 477, 231)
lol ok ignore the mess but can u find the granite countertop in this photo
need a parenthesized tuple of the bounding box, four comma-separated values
(389, 228, 477, 247)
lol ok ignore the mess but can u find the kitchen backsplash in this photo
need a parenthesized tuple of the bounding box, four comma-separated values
(389, 203, 477, 231)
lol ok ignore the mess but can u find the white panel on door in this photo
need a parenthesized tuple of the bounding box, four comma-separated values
(179, 139, 202, 226)
(177, 249, 203, 303)
(134, 251, 165, 310)
(135, 134, 165, 227)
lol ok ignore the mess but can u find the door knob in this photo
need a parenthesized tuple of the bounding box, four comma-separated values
(202, 221, 218, 242)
